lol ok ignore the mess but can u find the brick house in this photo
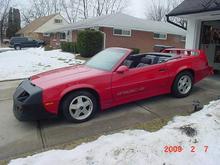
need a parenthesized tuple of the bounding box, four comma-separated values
(49, 13, 186, 52)
(16, 14, 69, 44)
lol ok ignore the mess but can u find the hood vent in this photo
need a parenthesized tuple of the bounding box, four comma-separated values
(17, 91, 30, 102)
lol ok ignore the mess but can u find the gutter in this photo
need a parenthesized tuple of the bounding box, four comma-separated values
(168, 7, 220, 17)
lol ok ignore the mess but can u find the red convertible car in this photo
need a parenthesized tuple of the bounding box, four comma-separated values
(13, 48, 213, 122)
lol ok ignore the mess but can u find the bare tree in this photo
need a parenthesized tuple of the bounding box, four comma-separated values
(147, 0, 165, 21)
(60, 0, 80, 23)
(0, 0, 11, 44)
(77, 0, 91, 19)
(20, 0, 127, 25)
(21, 0, 62, 25)
(146, 0, 184, 22)
(94, 0, 127, 16)
(79, 0, 127, 19)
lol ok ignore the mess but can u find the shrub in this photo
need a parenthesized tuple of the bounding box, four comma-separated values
(61, 42, 78, 53)
(131, 48, 140, 54)
(77, 30, 103, 57)
(44, 45, 53, 51)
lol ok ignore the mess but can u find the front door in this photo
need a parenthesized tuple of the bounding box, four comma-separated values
(111, 63, 169, 103)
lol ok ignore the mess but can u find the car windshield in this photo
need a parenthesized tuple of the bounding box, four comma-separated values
(86, 49, 127, 71)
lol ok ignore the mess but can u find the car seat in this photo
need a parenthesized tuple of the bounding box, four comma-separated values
(136, 57, 152, 68)
(158, 57, 168, 63)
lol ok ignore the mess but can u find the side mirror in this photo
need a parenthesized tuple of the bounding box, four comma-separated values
(116, 65, 129, 74)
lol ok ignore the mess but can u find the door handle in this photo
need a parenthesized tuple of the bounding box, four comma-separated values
(159, 68, 167, 72)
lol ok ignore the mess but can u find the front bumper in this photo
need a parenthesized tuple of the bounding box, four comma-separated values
(13, 80, 54, 121)
(9, 44, 14, 48)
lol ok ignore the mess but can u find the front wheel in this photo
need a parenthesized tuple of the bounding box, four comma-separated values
(61, 91, 98, 123)
(172, 71, 193, 98)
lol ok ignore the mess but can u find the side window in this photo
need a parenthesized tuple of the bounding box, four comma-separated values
(27, 38, 32, 41)
(54, 19, 62, 24)
(23, 38, 28, 42)
(113, 28, 131, 37)
(153, 33, 167, 40)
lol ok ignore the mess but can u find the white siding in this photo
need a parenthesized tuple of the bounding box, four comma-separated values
(34, 15, 69, 33)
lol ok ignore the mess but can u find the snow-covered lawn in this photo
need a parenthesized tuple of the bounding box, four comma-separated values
(9, 100, 220, 165)
(0, 48, 84, 81)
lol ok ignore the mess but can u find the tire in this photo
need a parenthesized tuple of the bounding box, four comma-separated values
(14, 45, 21, 50)
(61, 91, 98, 123)
(172, 71, 193, 98)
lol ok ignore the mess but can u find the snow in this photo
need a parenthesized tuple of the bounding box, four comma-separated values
(9, 100, 220, 165)
(0, 48, 84, 81)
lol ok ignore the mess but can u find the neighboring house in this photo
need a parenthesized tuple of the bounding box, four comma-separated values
(49, 13, 186, 53)
(16, 14, 69, 44)
(167, 0, 220, 70)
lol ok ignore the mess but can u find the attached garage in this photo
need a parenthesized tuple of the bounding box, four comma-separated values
(167, 0, 220, 70)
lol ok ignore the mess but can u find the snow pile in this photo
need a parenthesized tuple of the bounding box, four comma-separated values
(0, 48, 84, 81)
(9, 100, 220, 165)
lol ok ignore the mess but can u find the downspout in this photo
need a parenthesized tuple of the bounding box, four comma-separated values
(99, 30, 106, 49)
(166, 15, 187, 31)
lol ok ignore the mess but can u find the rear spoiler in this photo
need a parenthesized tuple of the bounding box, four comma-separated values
(162, 48, 204, 56)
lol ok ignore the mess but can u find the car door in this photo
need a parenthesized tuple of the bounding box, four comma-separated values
(111, 63, 170, 103)
(26, 38, 37, 47)
(21, 37, 30, 47)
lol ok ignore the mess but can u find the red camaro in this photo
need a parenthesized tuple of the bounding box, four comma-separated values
(13, 48, 213, 122)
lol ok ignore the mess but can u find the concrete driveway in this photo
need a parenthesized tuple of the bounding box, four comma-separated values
(0, 76, 219, 160)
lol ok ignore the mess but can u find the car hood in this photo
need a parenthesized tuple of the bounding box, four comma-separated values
(31, 65, 101, 88)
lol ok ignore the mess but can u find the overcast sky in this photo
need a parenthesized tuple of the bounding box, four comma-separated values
(124, 0, 148, 18)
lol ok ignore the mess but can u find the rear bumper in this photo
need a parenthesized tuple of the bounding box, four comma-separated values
(13, 80, 55, 121)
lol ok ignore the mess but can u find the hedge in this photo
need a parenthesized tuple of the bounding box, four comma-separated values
(131, 48, 140, 54)
(61, 42, 78, 53)
(77, 30, 103, 57)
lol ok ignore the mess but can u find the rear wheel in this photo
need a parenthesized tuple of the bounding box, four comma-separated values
(61, 91, 98, 123)
(172, 71, 193, 98)
(14, 45, 21, 50)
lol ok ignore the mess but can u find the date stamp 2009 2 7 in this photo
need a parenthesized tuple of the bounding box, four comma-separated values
(163, 146, 209, 153)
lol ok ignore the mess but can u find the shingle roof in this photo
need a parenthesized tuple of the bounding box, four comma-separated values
(168, 0, 220, 16)
(17, 14, 57, 34)
(49, 13, 186, 36)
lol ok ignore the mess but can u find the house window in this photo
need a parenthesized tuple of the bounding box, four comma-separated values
(180, 35, 186, 42)
(43, 33, 50, 37)
(113, 28, 131, 37)
(154, 33, 167, 40)
(60, 33, 66, 40)
(54, 19, 62, 24)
